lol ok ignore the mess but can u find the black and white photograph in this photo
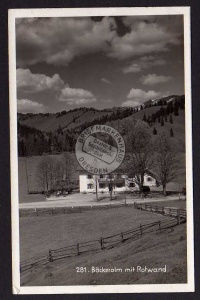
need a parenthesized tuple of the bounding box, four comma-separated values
(9, 7, 194, 294)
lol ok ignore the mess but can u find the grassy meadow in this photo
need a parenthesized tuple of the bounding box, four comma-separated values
(20, 206, 187, 286)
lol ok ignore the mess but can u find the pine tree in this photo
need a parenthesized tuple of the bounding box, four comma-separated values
(160, 116, 164, 126)
(170, 114, 173, 124)
(153, 127, 157, 135)
(166, 101, 174, 115)
(170, 128, 174, 137)
(143, 113, 147, 122)
(174, 101, 179, 116)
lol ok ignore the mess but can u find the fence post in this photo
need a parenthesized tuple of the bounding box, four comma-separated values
(49, 249, 53, 262)
(35, 208, 38, 216)
(100, 237, 104, 249)
(177, 209, 180, 224)
(145, 204, 147, 210)
(77, 243, 80, 255)
(140, 224, 143, 236)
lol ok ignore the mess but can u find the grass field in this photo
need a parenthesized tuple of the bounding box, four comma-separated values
(20, 207, 187, 286)
(20, 109, 114, 132)
(21, 110, 84, 132)
(148, 199, 186, 209)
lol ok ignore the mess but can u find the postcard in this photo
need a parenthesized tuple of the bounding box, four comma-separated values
(9, 6, 194, 294)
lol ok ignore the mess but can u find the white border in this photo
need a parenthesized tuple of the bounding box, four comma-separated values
(9, 7, 194, 294)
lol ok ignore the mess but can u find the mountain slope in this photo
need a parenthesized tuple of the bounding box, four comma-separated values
(126, 107, 185, 148)
(18, 95, 185, 154)
(18, 95, 184, 134)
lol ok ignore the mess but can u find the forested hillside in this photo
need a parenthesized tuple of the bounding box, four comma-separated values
(18, 95, 185, 156)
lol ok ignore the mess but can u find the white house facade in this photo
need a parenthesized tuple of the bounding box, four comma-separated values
(79, 172, 157, 193)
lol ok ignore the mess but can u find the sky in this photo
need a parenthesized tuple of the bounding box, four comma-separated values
(16, 15, 184, 113)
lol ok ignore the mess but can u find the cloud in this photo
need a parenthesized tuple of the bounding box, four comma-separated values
(122, 64, 142, 73)
(140, 74, 172, 85)
(109, 20, 182, 60)
(16, 17, 117, 67)
(122, 55, 167, 73)
(16, 16, 182, 67)
(17, 69, 65, 93)
(59, 87, 96, 105)
(122, 15, 183, 35)
(122, 88, 162, 107)
(101, 78, 110, 84)
(17, 99, 45, 113)
(17, 68, 98, 108)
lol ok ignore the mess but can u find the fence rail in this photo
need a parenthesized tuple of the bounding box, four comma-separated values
(134, 203, 186, 221)
(20, 205, 186, 273)
(19, 201, 186, 219)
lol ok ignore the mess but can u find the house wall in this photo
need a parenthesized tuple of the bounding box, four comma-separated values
(144, 175, 157, 186)
(79, 174, 94, 193)
(79, 174, 157, 193)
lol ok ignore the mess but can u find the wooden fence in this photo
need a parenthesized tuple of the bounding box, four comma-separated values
(19, 202, 186, 220)
(134, 203, 187, 221)
(20, 208, 186, 273)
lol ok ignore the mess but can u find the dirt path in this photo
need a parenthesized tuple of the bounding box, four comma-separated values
(19, 193, 181, 209)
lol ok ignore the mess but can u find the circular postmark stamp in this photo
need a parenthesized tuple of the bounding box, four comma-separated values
(75, 125, 125, 175)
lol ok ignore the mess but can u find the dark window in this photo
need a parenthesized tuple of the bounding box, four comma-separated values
(117, 174, 122, 179)
(99, 183, 106, 189)
(87, 184, 93, 189)
(129, 182, 135, 187)
(100, 175, 104, 178)
(116, 182, 124, 188)
(87, 175, 92, 179)
(147, 177, 152, 182)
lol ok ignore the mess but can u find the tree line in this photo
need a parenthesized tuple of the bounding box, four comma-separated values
(35, 119, 182, 198)
(142, 96, 185, 127)
(122, 119, 181, 197)
(18, 96, 185, 156)
(35, 153, 76, 193)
